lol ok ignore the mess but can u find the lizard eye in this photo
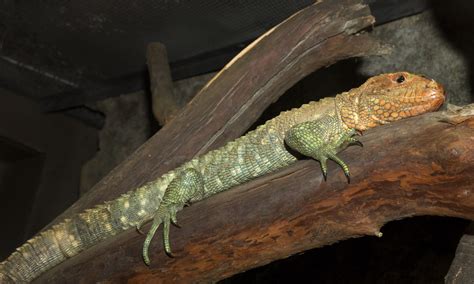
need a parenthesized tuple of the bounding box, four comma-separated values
(396, 75, 405, 83)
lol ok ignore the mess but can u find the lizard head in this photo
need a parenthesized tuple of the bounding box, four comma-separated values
(338, 72, 445, 131)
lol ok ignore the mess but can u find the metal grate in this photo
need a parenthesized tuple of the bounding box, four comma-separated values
(0, 0, 314, 84)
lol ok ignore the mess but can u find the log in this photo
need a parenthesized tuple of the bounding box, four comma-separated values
(146, 43, 182, 125)
(37, 105, 474, 283)
(45, 0, 384, 227)
(444, 105, 474, 284)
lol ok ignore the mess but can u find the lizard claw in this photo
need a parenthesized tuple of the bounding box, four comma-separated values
(136, 219, 149, 235)
(170, 209, 180, 228)
(142, 206, 177, 265)
(344, 170, 351, 184)
(347, 130, 363, 147)
(327, 153, 351, 183)
(354, 141, 364, 148)
(349, 137, 363, 148)
(136, 224, 145, 235)
(143, 212, 162, 265)
(165, 249, 175, 258)
(320, 158, 328, 181)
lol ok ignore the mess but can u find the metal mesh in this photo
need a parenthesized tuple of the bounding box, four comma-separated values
(0, 0, 313, 82)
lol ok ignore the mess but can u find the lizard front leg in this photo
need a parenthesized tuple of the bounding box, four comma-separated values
(284, 116, 360, 181)
(142, 168, 204, 265)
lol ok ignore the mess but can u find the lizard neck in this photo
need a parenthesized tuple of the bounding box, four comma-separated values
(334, 92, 359, 131)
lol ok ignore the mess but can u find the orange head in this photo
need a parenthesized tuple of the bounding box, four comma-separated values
(337, 72, 445, 131)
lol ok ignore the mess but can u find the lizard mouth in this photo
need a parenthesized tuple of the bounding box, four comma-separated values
(423, 80, 445, 112)
(398, 80, 445, 118)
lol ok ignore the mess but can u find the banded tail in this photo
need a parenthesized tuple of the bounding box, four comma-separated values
(0, 179, 165, 282)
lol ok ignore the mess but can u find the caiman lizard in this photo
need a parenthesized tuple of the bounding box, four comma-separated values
(0, 72, 445, 282)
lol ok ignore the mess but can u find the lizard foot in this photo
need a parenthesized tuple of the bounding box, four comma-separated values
(285, 119, 356, 183)
(143, 205, 179, 264)
(142, 168, 204, 265)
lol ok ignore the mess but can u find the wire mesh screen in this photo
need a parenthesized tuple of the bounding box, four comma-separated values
(0, 0, 314, 82)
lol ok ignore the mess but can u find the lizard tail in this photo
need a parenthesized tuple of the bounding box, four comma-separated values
(0, 226, 70, 283)
(0, 203, 121, 283)
(0, 182, 163, 283)
(0, 176, 166, 282)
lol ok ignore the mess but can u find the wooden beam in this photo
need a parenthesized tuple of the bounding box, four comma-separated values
(44, 0, 384, 227)
(37, 106, 474, 283)
(146, 43, 183, 125)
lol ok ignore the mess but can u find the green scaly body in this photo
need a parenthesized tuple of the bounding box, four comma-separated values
(0, 72, 445, 282)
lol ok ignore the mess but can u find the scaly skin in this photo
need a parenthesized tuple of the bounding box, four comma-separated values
(0, 72, 445, 282)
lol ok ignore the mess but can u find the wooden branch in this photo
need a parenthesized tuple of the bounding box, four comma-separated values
(45, 0, 384, 227)
(146, 43, 182, 125)
(444, 104, 474, 284)
(37, 106, 474, 283)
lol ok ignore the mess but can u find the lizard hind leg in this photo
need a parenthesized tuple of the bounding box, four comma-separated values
(142, 168, 204, 265)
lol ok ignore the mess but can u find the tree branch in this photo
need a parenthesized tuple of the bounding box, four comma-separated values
(146, 42, 182, 125)
(38, 106, 474, 283)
